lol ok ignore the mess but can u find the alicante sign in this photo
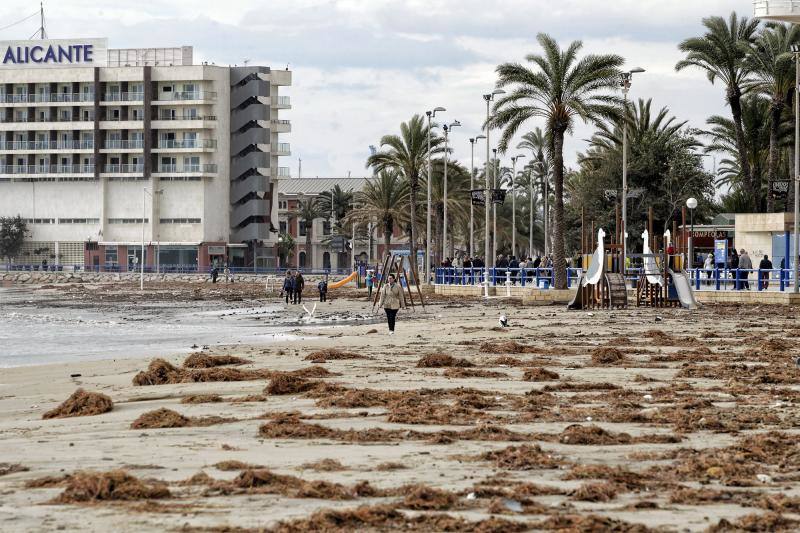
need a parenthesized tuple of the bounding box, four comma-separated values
(0, 39, 108, 68)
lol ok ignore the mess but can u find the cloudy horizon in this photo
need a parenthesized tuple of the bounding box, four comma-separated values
(0, 0, 757, 178)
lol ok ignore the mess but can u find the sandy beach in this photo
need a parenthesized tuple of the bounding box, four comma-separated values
(1, 282, 799, 532)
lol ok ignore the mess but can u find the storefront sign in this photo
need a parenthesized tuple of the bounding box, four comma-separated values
(691, 230, 729, 239)
(0, 38, 107, 68)
(208, 246, 226, 255)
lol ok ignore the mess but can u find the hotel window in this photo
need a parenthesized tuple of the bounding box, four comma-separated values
(279, 221, 287, 233)
(299, 221, 307, 237)
(186, 107, 198, 119)
(59, 109, 70, 121)
(183, 156, 199, 171)
(82, 108, 93, 121)
(162, 85, 173, 94)
(131, 107, 144, 120)
(110, 108, 120, 120)
(15, 111, 26, 122)
(323, 220, 331, 236)
(38, 110, 47, 121)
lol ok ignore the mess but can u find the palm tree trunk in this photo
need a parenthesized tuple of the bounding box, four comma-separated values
(767, 100, 782, 213)
(384, 227, 391, 259)
(409, 181, 419, 276)
(305, 222, 312, 269)
(552, 128, 567, 289)
(729, 86, 757, 211)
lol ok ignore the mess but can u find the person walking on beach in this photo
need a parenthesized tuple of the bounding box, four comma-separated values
(738, 249, 752, 290)
(365, 271, 374, 300)
(759, 254, 773, 290)
(282, 270, 294, 304)
(293, 271, 305, 304)
(378, 273, 404, 335)
(318, 278, 328, 302)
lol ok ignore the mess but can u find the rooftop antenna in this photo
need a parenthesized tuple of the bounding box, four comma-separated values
(33, 2, 47, 39)
(298, 157, 302, 179)
(243, 58, 250, 67)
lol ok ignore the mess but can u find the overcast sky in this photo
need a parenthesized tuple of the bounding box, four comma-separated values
(0, 0, 757, 177)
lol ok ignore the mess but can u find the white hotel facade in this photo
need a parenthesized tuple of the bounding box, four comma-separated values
(0, 38, 291, 271)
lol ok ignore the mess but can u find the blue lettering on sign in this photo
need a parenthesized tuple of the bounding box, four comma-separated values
(1, 43, 98, 65)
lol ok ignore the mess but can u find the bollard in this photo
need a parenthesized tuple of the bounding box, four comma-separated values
(757, 269, 762, 291)
(715, 267, 720, 291)
(780, 268, 785, 292)
(695, 268, 701, 290)
(505, 271, 512, 297)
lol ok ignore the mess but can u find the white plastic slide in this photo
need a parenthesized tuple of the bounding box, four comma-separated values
(669, 269, 700, 310)
(641, 229, 664, 286)
(582, 228, 605, 287)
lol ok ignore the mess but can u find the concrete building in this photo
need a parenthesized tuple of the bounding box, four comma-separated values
(0, 38, 290, 271)
(276, 177, 409, 271)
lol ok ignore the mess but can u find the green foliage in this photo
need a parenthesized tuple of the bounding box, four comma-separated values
(0, 215, 27, 262)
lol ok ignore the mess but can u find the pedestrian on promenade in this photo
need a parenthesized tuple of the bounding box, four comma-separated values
(759, 254, 773, 290)
(703, 253, 714, 285)
(378, 273, 404, 335)
(211, 266, 219, 283)
(318, 278, 328, 302)
(282, 270, 294, 304)
(365, 271, 374, 300)
(224, 264, 233, 283)
(293, 271, 305, 304)
(738, 249, 752, 290)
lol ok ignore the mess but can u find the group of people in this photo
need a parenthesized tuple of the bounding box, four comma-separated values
(281, 270, 306, 304)
(700, 249, 775, 290)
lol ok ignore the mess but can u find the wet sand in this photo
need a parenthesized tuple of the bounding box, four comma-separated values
(1, 283, 799, 532)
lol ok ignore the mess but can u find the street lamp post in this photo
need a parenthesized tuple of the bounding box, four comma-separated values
(510, 155, 526, 257)
(442, 120, 461, 262)
(620, 67, 646, 283)
(793, 44, 800, 293)
(426, 106, 446, 284)
(528, 164, 534, 258)
(140, 187, 163, 290)
(686, 197, 697, 270)
(483, 90, 504, 297)
(469, 135, 486, 257)
(492, 148, 498, 262)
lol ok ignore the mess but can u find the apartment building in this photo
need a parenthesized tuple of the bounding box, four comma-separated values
(0, 38, 291, 270)
(276, 177, 409, 271)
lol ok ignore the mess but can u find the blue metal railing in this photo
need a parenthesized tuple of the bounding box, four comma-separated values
(1, 263, 356, 276)
(434, 266, 798, 292)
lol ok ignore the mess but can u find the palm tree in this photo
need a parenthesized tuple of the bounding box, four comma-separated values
(294, 197, 324, 269)
(318, 184, 354, 226)
(676, 12, 760, 210)
(367, 115, 444, 275)
(703, 95, 772, 208)
(489, 33, 623, 289)
(744, 22, 800, 211)
(347, 171, 410, 258)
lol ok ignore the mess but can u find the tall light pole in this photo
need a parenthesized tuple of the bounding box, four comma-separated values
(140, 187, 163, 290)
(527, 163, 534, 258)
(793, 44, 800, 293)
(483, 89, 504, 297)
(686, 197, 697, 270)
(492, 148, 498, 262)
(620, 67, 645, 281)
(469, 135, 485, 256)
(510, 154, 526, 257)
(442, 120, 461, 261)
(426, 106, 446, 284)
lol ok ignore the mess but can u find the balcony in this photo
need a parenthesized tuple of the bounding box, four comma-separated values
(103, 163, 144, 173)
(271, 119, 291, 133)
(0, 164, 94, 175)
(156, 163, 217, 174)
(754, 1, 800, 21)
(103, 139, 144, 150)
(272, 95, 291, 109)
(276, 166, 290, 177)
(0, 93, 95, 104)
(274, 142, 291, 156)
(155, 139, 217, 150)
(0, 140, 94, 151)
(158, 91, 217, 102)
(102, 92, 144, 102)
(156, 113, 217, 121)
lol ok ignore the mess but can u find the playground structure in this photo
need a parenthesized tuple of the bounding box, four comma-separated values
(568, 207, 628, 310)
(371, 253, 425, 312)
(635, 208, 699, 310)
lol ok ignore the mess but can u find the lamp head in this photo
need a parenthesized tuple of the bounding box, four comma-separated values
(434, 106, 446, 113)
(476, 134, 486, 140)
(686, 197, 698, 210)
(450, 120, 461, 128)
(629, 67, 646, 74)
(492, 89, 505, 96)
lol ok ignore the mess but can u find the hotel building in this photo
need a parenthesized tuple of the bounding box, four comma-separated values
(0, 38, 291, 270)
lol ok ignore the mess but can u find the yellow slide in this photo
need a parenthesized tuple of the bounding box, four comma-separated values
(328, 271, 358, 289)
